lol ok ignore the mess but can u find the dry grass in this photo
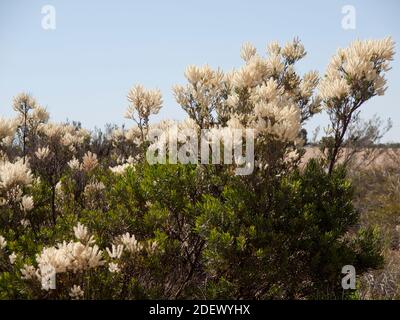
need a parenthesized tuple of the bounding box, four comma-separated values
(347, 147, 400, 299)
(302, 147, 400, 170)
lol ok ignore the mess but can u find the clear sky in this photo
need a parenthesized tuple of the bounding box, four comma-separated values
(1, 0, 399, 141)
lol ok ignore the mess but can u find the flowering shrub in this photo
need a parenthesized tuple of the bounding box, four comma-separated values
(0, 37, 395, 299)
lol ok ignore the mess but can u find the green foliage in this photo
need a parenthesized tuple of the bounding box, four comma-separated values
(0, 158, 385, 299)
(0, 153, 385, 300)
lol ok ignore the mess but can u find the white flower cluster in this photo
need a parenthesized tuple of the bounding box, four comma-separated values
(19, 223, 104, 291)
(232, 40, 304, 89)
(106, 244, 124, 259)
(173, 65, 226, 128)
(171, 39, 317, 146)
(104, 233, 159, 274)
(125, 85, 163, 122)
(108, 262, 121, 273)
(105, 233, 158, 275)
(68, 157, 81, 171)
(9, 252, 17, 264)
(0, 117, 17, 146)
(107, 127, 143, 151)
(319, 37, 395, 102)
(13, 93, 38, 113)
(183, 65, 225, 88)
(84, 180, 105, 196)
(20, 264, 40, 280)
(120, 232, 143, 253)
(109, 163, 134, 175)
(0, 159, 34, 208)
(109, 155, 136, 175)
(35, 240, 104, 275)
(69, 285, 84, 299)
(124, 126, 143, 144)
(67, 152, 99, 173)
(31, 106, 50, 123)
(73, 222, 95, 245)
(300, 71, 320, 99)
(0, 235, 7, 250)
(81, 151, 98, 172)
(35, 146, 51, 160)
(12, 93, 49, 127)
(106, 244, 124, 273)
(247, 78, 302, 142)
(229, 41, 313, 143)
(281, 39, 306, 62)
(109, 128, 125, 144)
(39, 122, 89, 152)
(0, 159, 33, 191)
(20, 195, 34, 212)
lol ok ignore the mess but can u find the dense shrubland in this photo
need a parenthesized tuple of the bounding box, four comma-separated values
(0, 37, 396, 299)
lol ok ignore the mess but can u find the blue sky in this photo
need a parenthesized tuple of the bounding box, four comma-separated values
(1, 0, 399, 141)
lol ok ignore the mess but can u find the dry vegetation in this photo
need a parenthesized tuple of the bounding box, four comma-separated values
(348, 149, 400, 299)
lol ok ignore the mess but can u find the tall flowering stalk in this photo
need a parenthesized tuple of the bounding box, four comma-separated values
(125, 85, 163, 144)
(12, 93, 49, 163)
(318, 37, 395, 173)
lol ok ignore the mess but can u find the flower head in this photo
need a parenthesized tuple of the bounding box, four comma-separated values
(9, 252, 17, 264)
(0, 159, 33, 191)
(12, 93, 37, 113)
(320, 37, 395, 104)
(108, 262, 121, 273)
(240, 42, 257, 62)
(35, 147, 51, 160)
(36, 241, 104, 276)
(0, 235, 7, 250)
(20, 195, 34, 212)
(0, 117, 16, 144)
(68, 158, 81, 171)
(106, 244, 124, 259)
(73, 222, 95, 245)
(69, 285, 84, 300)
(125, 85, 163, 121)
(20, 264, 39, 280)
(119, 232, 143, 253)
(81, 152, 98, 172)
